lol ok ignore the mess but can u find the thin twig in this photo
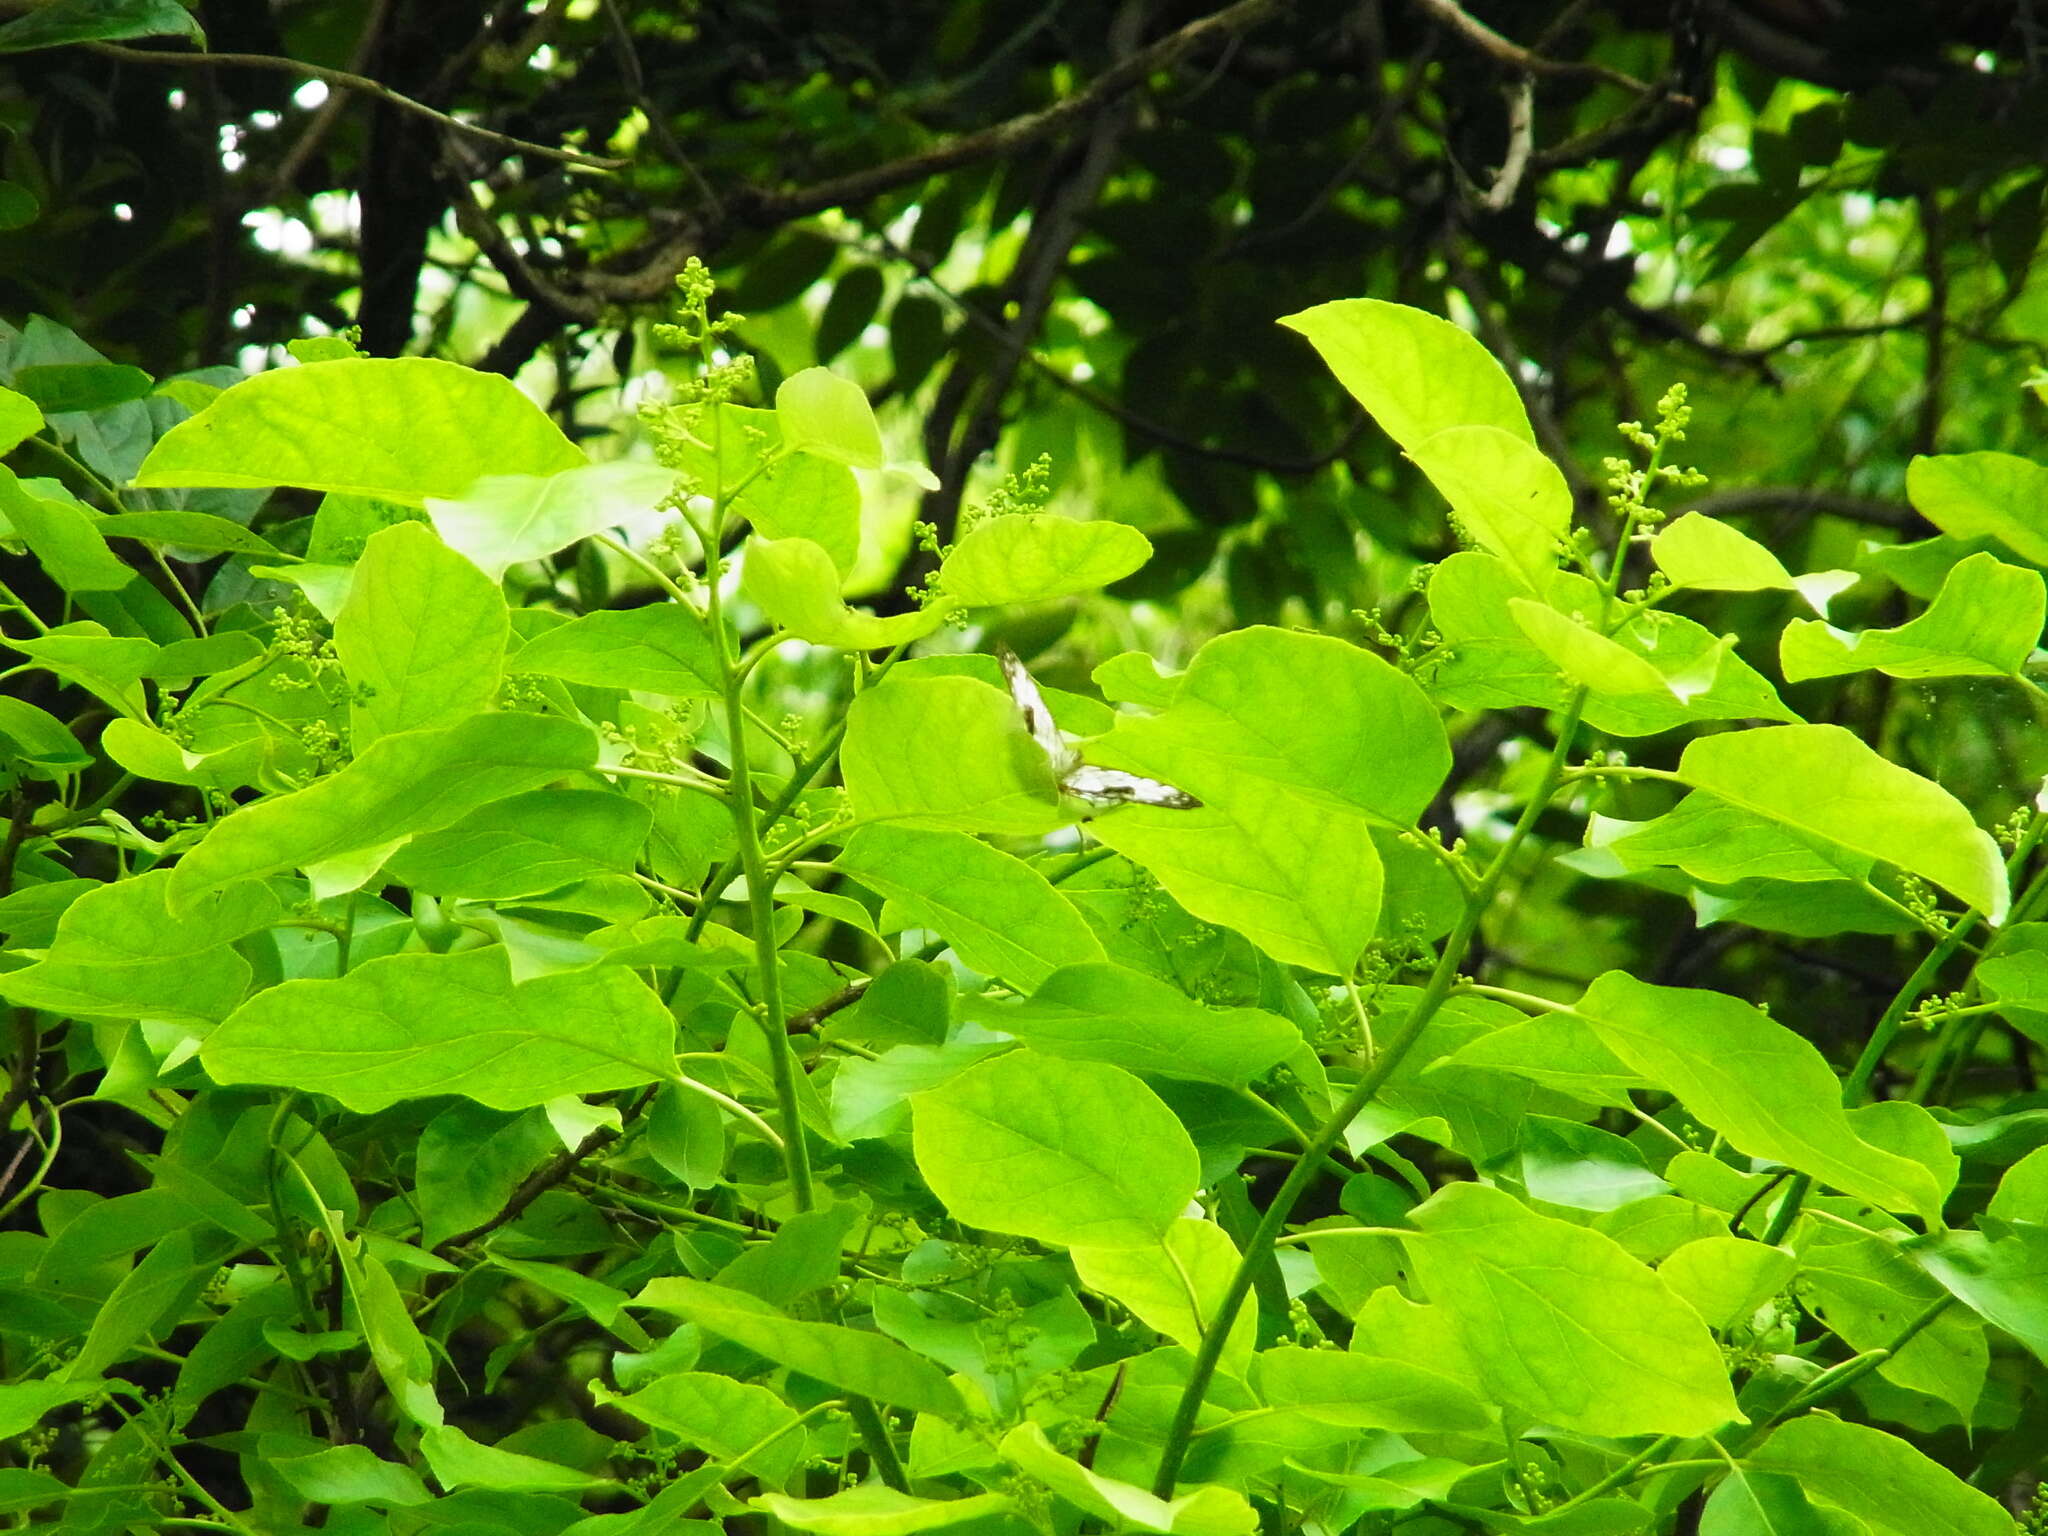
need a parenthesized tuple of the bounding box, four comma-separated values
(1410, 0, 1651, 92)
(85, 41, 625, 171)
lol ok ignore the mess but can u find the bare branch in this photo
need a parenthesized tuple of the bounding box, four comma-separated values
(86, 41, 626, 172)
(1409, 0, 1651, 92)
(1677, 487, 1917, 532)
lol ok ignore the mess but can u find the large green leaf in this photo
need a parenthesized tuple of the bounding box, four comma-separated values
(426, 461, 679, 581)
(509, 602, 724, 699)
(1908, 1227, 2048, 1365)
(134, 358, 585, 504)
(632, 1277, 961, 1414)
(1577, 796, 1870, 887)
(753, 1486, 1013, 1535)
(1398, 1182, 1740, 1437)
(937, 513, 1152, 606)
(834, 824, 1103, 990)
(0, 869, 279, 1024)
(961, 961, 1299, 1086)
(1675, 725, 2007, 921)
(1746, 1415, 2014, 1536)
(1572, 973, 1945, 1221)
(1069, 1219, 1256, 1373)
(333, 521, 510, 745)
(0, 0, 204, 52)
(384, 789, 652, 899)
(1000, 1421, 1257, 1536)
(1427, 554, 1797, 732)
(1780, 551, 2044, 681)
(166, 713, 598, 913)
(1905, 450, 2048, 565)
(1407, 424, 1570, 583)
(912, 1049, 1199, 1249)
(203, 945, 676, 1110)
(1248, 1343, 1491, 1432)
(1280, 299, 1533, 450)
(744, 536, 946, 648)
(842, 674, 1064, 836)
(1084, 627, 1447, 973)
(1797, 1230, 1986, 1418)
(0, 469, 133, 591)
(0, 383, 42, 452)
(1700, 1468, 1861, 1536)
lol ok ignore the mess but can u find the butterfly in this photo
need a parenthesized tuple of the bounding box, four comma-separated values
(997, 644, 1202, 811)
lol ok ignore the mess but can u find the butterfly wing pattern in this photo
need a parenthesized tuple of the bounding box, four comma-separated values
(996, 645, 1202, 812)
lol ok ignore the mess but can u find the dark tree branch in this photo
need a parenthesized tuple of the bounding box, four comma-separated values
(1677, 486, 1916, 531)
(85, 41, 625, 170)
(1410, 0, 1652, 92)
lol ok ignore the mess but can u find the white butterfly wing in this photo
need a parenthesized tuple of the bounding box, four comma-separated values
(1060, 765, 1203, 810)
(997, 644, 1073, 769)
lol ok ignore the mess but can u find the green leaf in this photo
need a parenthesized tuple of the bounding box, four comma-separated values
(1426, 555, 1798, 733)
(1578, 796, 1870, 886)
(420, 1424, 611, 1493)
(1798, 1230, 1986, 1418)
(1407, 424, 1570, 582)
(1908, 1227, 2048, 1365)
(0, 696, 92, 779)
(0, 0, 204, 53)
(333, 521, 511, 745)
(1700, 1468, 1859, 1536)
(938, 513, 1152, 606)
(1657, 1237, 1796, 1331)
(385, 789, 652, 899)
(745, 536, 947, 648)
(1517, 1115, 1671, 1211)
(1572, 973, 1945, 1221)
(753, 1485, 1013, 1536)
(776, 367, 886, 469)
(0, 1379, 97, 1440)
(912, 1049, 1200, 1248)
(842, 673, 1065, 836)
(596, 1371, 804, 1480)
(166, 712, 598, 912)
(1001, 1421, 1257, 1536)
(1437, 1011, 1647, 1111)
(1399, 1181, 1741, 1436)
(0, 469, 133, 591)
(1746, 1414, 2015, 1536)
(0, 868, 280, 1023)
(425, 461, 679, 582)
(1905, 450, 2048, 565)
(68, 1229, 214, 1379)
(0, 384, 42, 452)
(1510, 598, 1675, 696)
(1987, 1142, 2048, 1221)
(99, 717, 270, 791)
(203, 945, 677, 1111)
(835, 824, 1104, 990)
(1677, 725, 2006, 921)
(0, 1468, 68, 1515)
(740, 451, 863, 575)
(1654, 512, 1800, 592)
(963, 961, 1299, 1086)
(271, 1445, 432, 1507)
(631, 1277, 962, 1414)
(1069, 1219, 1257, 1372)
(134, 358, 585, 504)
(1781, 551, 2045, 681)
(509, 601, 724, 699)
(1249, 1343, 1491, 1432)
(11, 362, 153, 413)
(1086, 627, 1447, 973)
(1280, 298, 1533, 450)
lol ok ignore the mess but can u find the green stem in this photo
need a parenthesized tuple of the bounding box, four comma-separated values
(1149, 688, 1590, 1497)
(845, 1396, 910, 1492)
(1543, 1435, 1677, 1515)
(702, 398, 814, 1215)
